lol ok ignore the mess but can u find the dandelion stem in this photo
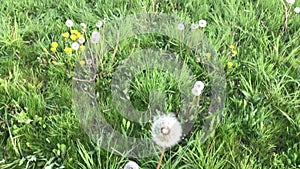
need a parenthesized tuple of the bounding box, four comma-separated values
(156, 147, 165, 169)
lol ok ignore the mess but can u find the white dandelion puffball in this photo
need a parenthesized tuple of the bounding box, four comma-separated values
(71, 42, 80, 50)
(295, 7, 300, 13)
(91, 32, 100, 43)
(177, 23, 185, 31)
(78, 37, 85, 44)
(124, 161, 139, 169)
(199, 19, 207, 28)
(191, 23, 199, 30)
(151, 113, 182, 148)
(96, 20, 103, 28)
(191, 87, 201, 96)
(65, 20, 73, 27)
(286, 0, 295, 5)
(194, 81, 205, 91)
(80, 23, 87, 29)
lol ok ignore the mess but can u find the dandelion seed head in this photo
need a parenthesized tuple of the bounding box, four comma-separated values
(96, 20, 103, 28)
(286, 0, 295, 5)
(78, 37, 85, 44)
(194, 81, 205, 91)
(91, 32, 100, 43)
(198, 19, 207, 28)
(151, 113, 182, 148)
(191, 23, 199, 30)
(191, 87, 201, 96)
(65, 20, 73, 27)
(177, 23, 185, 31)
(124, 161, 139, 169)
(295, 7, 300, 13)
(71, 42, 80, 50)
(80, 23, 87, 29)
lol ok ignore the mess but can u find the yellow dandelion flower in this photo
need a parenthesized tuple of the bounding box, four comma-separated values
(227, 61, 233, 68)
(229, 45, 235, 49)
(71, 30, 79, 34)
(79, 45, 85, 51)
(79, 60, 85, 65)
(76, 33, 83, 38)
(232, 50, 238, 55)
(50, 47, 57, 52)
(62, 32, 70, 38)
(70, 34, 77, 41)
(51, 42, 58, 48)
(204, 53, 211, 58)
(64, 47, 72, 54)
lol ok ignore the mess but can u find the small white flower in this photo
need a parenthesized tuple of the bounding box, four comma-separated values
(295, 7, 300, 13)
(78, 37, 85, 44)
(191, 87, 201, 96)
(194, 81, 205, 91)
(124, 161, 139, 169)
(91, 32, 100, 44)
(191, 23, 199, 30)
(151, 113, 182, 148)
(199, 19, 207, 28)
(177, 23, 185, 31)
(286, 0, 295, 5)
(71, 42, 80, 50)
(80, 23, 87, 29)
(65, 20, 73, 27)
(96, 20, 103, 28)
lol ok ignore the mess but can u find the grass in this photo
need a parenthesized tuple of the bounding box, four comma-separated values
(0, 0, 300, 168)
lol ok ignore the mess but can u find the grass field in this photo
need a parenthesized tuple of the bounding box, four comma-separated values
(0, 0, 300, 168)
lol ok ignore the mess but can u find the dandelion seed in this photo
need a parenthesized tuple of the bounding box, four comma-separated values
(191, 23, 199, 30)
(78, 37, 85, 44)
(286, 0, 295, 5)
(62, 32, 70, 38)
(227, 61, 233, 68)
(124, 161, 139, 169)
(65, 20, 73, 27)
(295, 7, 300, 13)
(96, 20, 103, 28)
(198, 19, 207, 28)
(91, 32, 100, 43)
(194, 81, 205, 91)
(80, 23, 87, 29)
(51, 42, 58, 48)
(151, 113, 182, 148)
(191, 87, 201, 96)
(177, 23, 185, 31)
(71, 42, 80, 50)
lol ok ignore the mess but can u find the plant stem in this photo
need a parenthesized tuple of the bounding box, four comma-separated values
(156, 147, 165, 169)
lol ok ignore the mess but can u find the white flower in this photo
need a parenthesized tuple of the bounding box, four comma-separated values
(194, 81, 205, 91)
(124, 161, 139, 169)
(295, 7, 300, 13)
(286, 0, 295, 5)
(78, 37, 85, 44)
(199, 19, 207, 28)
(80, 23, 87, 29)
(191, 23, 199, 30)
(91, 32, 100, 43)
(191, 87, 201, 96)
(151, 113, 182, 148)
(96, 20, 103, 28)
(65, 20, 73, 27)
(177, 23, 185, 31)
(71, 42, 80, 50)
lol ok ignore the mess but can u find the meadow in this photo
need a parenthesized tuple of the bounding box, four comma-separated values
(0, 0, 300, 168)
